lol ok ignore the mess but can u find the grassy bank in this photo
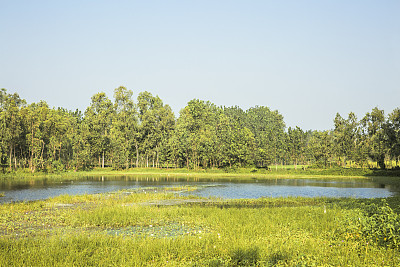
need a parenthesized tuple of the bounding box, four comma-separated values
(1, 188, 400, 266)
(2, 166, 400, 181)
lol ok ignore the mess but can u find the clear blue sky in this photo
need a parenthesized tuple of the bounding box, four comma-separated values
(1, 0, 399, 130)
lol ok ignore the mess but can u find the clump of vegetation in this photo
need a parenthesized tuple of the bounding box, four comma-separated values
(340, 199, 400, 249)
(230, 247, 259, 266)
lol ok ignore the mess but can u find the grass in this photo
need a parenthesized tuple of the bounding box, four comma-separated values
(1, 188, 400, 266)
(4, 166, 399, 182)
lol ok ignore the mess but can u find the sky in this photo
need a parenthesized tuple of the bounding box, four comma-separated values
(1, 0, 399, 131)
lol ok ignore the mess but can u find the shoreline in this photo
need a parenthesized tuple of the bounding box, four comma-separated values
(1, 167, 400, 182)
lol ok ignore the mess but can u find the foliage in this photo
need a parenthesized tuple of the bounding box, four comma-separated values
(340, 199, 400, 249)
(0, 87, 399, 174)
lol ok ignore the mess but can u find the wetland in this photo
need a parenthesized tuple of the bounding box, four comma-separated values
(2, 174, 400, 266)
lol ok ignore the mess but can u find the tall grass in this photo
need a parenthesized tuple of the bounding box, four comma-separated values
(1, 191, 400, 266)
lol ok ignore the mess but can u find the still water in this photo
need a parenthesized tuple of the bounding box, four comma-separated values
(0, 176, 397, 203)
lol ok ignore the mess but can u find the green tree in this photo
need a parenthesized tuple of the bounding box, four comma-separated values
(0, 89, 25, 171)
(85, 92, 114, 168)
(245, 106, 286, 168)
(137, 91, 175, 168)
(68, 110, 91, 170)
(387, 108, 400, 166)
(45, 108, 74, 171)
(333, 112, 358, 167)
(287, 126, 306, 169)
(219, 109, 256, 167)
(21, 101, 51, 172)
(111, 86, 138, 169)
(361, 107, 389, 169)
(308, 130, 333, 168)
(176, 99, 219, 169)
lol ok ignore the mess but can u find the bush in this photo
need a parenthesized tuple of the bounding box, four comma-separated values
(230, 247, 259, 266)
(50, 160, 65, 173)
(341, 199, 400, 248)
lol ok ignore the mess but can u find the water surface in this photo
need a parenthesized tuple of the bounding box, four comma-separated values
(0, 176, 397, 203)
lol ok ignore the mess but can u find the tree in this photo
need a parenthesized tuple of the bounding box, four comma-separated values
(137, 91, 175, 168)
(333, 112, 358, 167)
(361, 107, 389, 169)
(245, 106, 286, 168)
(387, 108, 400, 166)
(287, 126, 306, 169)
(85, 92, 114, 168)
(68, 110, 91, 171)
(220, 108, 256, 167)
(21, 101, 51, 172)
(308, 130, 333, 168)
(175, 99, 219, 169)
(111, 86, 137, 169)
(0, 90, 25, 171)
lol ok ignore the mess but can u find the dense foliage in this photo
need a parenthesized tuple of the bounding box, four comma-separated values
(1, 87, 399, 172)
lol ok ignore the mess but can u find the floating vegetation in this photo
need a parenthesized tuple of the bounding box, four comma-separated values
(112, 185, 199, 195)
(104, 223, 209, 238)
(135, 198, 217, 206)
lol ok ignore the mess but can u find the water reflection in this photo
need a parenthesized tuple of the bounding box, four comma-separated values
(0, 176, 398, 203)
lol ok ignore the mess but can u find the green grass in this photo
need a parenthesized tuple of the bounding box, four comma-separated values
(4, 166, 399, 182)
(1, 189, 400, 266)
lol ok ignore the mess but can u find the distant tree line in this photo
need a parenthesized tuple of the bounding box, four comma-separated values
(1, 87, 399, 172)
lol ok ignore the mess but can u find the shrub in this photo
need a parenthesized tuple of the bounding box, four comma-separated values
(341, 199, 400, 248)
(230, 247, 259, 266)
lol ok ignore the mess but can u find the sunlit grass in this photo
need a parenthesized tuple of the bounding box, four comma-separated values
(4, 165, 400, 182)
(1, 189, 400, 266)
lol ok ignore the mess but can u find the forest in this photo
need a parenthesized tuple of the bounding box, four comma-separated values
(1, 87, 399, 173)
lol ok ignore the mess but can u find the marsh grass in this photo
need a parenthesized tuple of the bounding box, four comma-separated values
(4, 166, 400, 182)
(1, 189, 400, 266)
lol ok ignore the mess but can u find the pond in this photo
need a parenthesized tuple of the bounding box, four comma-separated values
(0, 176, 398, 203)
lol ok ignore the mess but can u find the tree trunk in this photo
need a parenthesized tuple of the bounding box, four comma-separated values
(156, 149, 159, 168)
(377, 155, 386, 169)
(14, 147, 17, 170)
(102, 151, 105, 168)
(136, 143, 139, 168)
(75, 150, 80, 171)
(59, 143, 62, 161)
(9, 145, 13, 171)
(30, 125, 34, 172)
(40, 140, 45, 169)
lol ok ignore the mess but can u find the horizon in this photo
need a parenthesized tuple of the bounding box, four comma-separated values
(1, 1, 399, 131)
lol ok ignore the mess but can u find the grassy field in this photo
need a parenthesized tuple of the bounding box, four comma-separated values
(1, 187, 400, 266)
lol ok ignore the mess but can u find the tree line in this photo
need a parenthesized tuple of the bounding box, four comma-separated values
(1, 87, 399, 173)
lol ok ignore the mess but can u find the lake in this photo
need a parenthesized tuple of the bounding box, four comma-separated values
(0, 176, 398, 203)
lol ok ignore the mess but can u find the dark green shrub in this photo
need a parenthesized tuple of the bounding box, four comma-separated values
(342, 199, 400, 248)
(230, 247, 259, 266)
